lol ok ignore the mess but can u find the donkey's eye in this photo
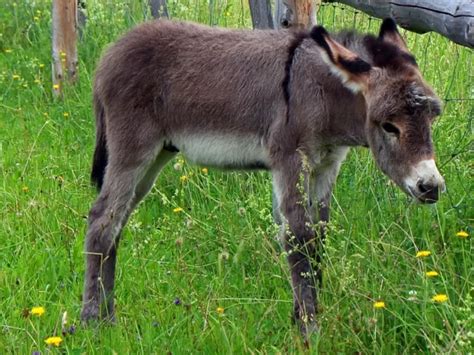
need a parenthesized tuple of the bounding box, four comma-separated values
(382, 122, 400, 136)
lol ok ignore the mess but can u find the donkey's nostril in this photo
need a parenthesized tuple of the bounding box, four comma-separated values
(417, 181, 439, 203)
(417, 181, 430, 193)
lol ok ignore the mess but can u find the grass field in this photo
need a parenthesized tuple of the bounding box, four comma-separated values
(0, 1, 472, 353)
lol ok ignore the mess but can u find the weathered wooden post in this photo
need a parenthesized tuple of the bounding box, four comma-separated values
(249, 0, 274, 29)
(325, 0, 473, 48)
(52, 0, 78, 96)
(149, 0, 169, 19)
(275, 0, 322, 29)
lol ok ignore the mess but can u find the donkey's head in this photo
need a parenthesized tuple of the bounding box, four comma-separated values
(311, 19, 445, 203)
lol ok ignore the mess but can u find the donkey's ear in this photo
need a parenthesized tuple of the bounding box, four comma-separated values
(310, 26, 372, 94)
(379, 18, 408, 51)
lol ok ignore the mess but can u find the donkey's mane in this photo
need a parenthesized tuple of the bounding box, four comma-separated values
(282, 26, 419, 124)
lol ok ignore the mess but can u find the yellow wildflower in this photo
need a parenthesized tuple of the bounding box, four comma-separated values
(12, 74, 20, 80)
(416, 250, 431, 258)
(63, 112, 69, 117)
(426, 271, 439, 277)
(22, 186, 29, 193)
(216, 306, 224, 314)
(45, 336, 62, 346)
(179, 175, 188, 182)
(31, 306, 45, 316)
(456, 231, 469, 238)
(53, 84, 60, 90)
(432, 294, 448, 303)
(201, 168, 208, 174)
(173, 207, 183, 213)
(373, 301, 385, 309)
(60, 51, 66, 59)
(39, 63, 45, 69)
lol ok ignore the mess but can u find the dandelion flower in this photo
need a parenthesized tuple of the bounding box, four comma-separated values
(45, 336, 62, 346)
(39, 64, 45, 69)
(53, 84, 60, 90)
(60, 51, 67, 59)
(373, 301, 385, 309)
(63, 112, 69, 117)
(179, 175, 188, 182)
(432, 294, 448, 303)
(456, 231, 469, 238)
(201, 168, 208, 174)
(416, 250, 431, 258)
(22, 186, 29, 193)
(31, 306, 45, 316)
(173, 207, 183, 213)
(216, 306, 224, 314)
(426, 271, 439, 277)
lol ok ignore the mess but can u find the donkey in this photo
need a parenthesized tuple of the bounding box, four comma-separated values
(81, 18, 445, 336)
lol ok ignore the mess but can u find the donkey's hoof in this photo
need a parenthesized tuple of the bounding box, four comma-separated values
(100, 312, 117, 325)
(80, 303, 99, 324)
(299, 319, 319, 339)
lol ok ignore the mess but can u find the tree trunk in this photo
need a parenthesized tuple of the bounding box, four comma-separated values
(149, 0, 169, 19)
(275, 0, 321, 29)
(52, 0, 78, 97)
(325, 0, 473, 48)
(249, 0, 274, 29)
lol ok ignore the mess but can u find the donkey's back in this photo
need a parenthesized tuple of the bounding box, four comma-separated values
(92, 20, 296, 186)
(95, 20, 291, 133)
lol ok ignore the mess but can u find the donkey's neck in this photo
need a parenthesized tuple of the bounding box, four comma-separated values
(321, 31, 375, 147)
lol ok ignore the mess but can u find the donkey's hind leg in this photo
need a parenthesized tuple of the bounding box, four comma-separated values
(81, 146, 163, 322)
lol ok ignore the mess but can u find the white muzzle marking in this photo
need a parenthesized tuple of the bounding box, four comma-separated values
(403, 159, 445, 197)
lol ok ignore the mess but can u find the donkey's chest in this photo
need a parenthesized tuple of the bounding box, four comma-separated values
(170, 134, 270, 169)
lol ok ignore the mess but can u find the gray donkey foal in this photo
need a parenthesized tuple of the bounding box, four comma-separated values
(81, 19, 445, 336)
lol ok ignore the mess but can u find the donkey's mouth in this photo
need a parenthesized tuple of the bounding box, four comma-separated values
(407, 186, 439, 204)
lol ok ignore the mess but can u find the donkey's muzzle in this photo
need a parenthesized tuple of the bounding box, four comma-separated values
(403, 159, 445, 204)
(416, 181, 439, 204)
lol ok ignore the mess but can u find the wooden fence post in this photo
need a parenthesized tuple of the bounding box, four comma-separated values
(149, 0, 169, 19)
(325, 0, 473, 48)
(52, 0, 78, 96)
(275, 0, 321, 29)
(249, 0, 274, 29)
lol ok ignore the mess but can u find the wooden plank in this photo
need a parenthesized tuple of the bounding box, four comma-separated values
(52, 0, 78, 96)
(249, 0, 274, 29)
(149, 0, 169, 19)
(325, 0, 474, 48)
(275, 0, 322, 29)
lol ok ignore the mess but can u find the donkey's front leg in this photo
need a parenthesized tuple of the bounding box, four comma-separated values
(273, 155, 319, 337)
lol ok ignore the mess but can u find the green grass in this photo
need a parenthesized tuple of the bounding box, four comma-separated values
(0, 1, 472, 353)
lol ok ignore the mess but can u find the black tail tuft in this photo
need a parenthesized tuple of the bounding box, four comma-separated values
(91, 95, 108, 191)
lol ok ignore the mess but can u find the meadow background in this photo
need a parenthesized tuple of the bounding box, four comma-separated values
(0, 0, 472, 353)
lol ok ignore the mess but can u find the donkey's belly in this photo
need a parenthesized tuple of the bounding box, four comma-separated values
(170, 134, 270, 170)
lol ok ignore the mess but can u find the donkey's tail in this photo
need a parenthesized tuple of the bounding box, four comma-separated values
(91, 94, 108, 191)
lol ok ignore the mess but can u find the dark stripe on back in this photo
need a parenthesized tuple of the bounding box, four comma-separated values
(282, 31, 309, 124)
